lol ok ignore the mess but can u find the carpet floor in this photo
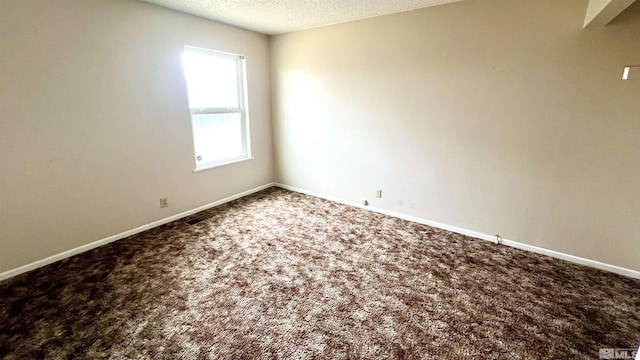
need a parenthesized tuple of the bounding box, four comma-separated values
(1, 187, 639, 359)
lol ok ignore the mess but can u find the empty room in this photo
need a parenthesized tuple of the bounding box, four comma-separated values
(1, 0, 639, 358)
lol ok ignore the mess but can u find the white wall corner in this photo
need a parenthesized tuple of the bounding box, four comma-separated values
(583, 0, 637, 28)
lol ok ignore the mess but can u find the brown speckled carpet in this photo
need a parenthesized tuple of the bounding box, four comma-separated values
(1, 187, 639, 359)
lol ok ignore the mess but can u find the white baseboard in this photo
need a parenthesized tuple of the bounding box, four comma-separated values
(4, 182, 638, 282)
(0, 183, 275, 282)
(274, 183, 640, 280)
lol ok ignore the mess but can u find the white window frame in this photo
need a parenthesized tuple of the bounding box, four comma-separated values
(182, 46, 252, 172)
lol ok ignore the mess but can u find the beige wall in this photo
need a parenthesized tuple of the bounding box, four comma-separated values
(1, 0, 638, 275)
(272, 0, 640, 270)
(0, 0, 273, 273)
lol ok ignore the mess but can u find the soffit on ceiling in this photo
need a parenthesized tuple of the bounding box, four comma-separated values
(140, 0, 462, 35)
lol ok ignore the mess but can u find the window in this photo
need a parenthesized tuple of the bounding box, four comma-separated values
(182, 46, 251, 170)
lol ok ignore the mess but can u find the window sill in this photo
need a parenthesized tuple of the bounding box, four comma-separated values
(193, 157, 253, 173)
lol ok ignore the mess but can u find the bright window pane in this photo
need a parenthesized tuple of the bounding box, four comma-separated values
(192, 113, 243, 165)
(183, 50, 238, 109)
(182, 46, 250, 170)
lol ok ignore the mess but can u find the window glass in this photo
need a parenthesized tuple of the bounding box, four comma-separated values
(182, 46, 250, 170)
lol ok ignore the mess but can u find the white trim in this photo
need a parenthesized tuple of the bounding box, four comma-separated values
(4, 182, 638, 282)
(192, 157, 253, 172)
(0, 183, 275, 282)
(274, 183, 640, 280)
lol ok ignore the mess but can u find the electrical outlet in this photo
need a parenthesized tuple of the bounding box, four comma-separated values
(160, 197, 168, 208)
(376, 189, 382, 198)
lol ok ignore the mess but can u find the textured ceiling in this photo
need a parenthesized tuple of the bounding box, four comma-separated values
(140, 0, 462, 35)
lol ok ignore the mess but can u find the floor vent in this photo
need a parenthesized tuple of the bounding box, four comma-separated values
(185, 213, 213, 225)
